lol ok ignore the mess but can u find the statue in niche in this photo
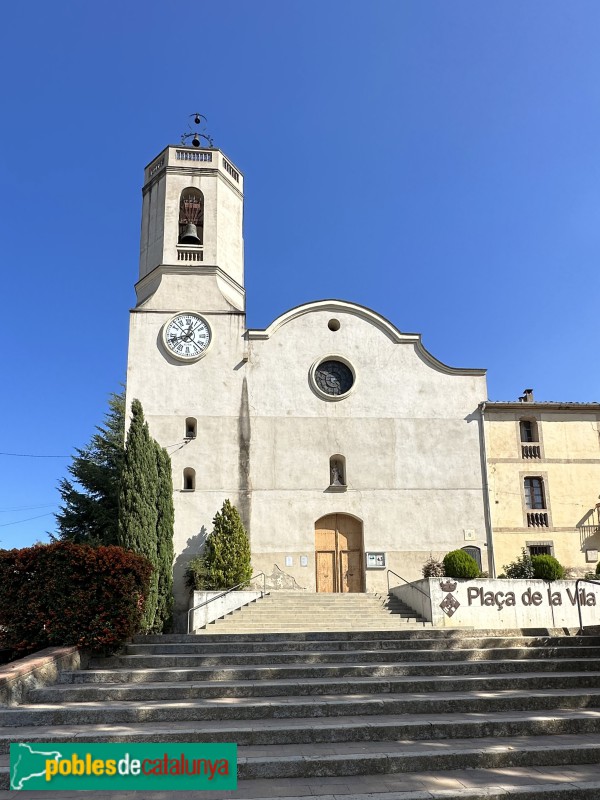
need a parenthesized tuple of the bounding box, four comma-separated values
(330, 460, 345, 486)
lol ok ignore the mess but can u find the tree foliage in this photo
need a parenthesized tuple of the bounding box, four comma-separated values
(55, 391, 125, 545)
(422, 554, 445, 578)
(154, 441, 175, 632)
(118, 399, 159, 632)
(503, 548, 535, 579)
(0, 542, 152, 657)
(198, 499, 252, 590)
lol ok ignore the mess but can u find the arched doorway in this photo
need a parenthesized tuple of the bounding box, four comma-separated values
(315, 514, 364, 593)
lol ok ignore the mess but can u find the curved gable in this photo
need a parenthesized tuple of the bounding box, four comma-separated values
(247, 299, 485, 377)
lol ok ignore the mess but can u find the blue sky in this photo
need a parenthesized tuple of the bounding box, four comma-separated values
(1, 1, 599, 549)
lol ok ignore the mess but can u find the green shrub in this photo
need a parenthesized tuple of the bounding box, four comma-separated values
(0, 542, 152, 657)
(199, 500, 252, 590)
(443, 550, 480, 579)
(422, 555, 445, 578)
(503, 548, 535, 579)
(185, 554, 209, 591)
(531, 554, 564, 581)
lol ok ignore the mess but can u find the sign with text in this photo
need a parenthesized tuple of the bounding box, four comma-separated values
(10, 742, 237, 791)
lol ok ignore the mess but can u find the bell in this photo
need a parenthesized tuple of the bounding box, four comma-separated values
(192, 134, 201, 147)
(180, 223, 201, 244)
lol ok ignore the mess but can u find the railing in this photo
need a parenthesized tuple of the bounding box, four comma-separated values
(177, 248, 203, 262)
(521, 444, 541, 459)
(575, 577, 600, 631)
(222, 157, 239, 182)
(187, 572, 266, 634)
(527, 511, 549, 527)
(386, 569, 430, 600)
(148, 157, 165, 178)
(578, 525, 600, 537)
(176, 150, 213, 162)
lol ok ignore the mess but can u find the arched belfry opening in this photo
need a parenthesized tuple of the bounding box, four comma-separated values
(178, 188, 204, 244)
(315, 514, 364, 593)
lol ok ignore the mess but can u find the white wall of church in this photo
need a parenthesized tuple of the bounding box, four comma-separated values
(244, 305, 488, 595)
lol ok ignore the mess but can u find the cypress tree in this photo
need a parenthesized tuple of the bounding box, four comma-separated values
(202, 499, 252, 590)
(55, 391, 125, 545)
(117, 399, 159, 631)
(154, 442, 174, 633)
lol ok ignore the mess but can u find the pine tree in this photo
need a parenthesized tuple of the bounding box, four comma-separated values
(202, 499, 252, 590)
(117, 399, 159, 631)
(153, 441, 174, 633)
(55, 391, 125, 545)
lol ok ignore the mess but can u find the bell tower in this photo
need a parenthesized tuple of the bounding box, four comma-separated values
(136, 115, 244, 311)
(124, 118, 248, 629)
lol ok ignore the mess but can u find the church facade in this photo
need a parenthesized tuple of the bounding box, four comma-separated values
(125, 138, 600, 627)
(124, 141, 492, 625)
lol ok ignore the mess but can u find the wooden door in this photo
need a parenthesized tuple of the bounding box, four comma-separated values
(316, 551, 336, 593)
(315, 514, 363, 593)
(340, 549, 362, 593)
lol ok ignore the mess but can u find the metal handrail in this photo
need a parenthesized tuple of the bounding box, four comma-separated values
(575, 577, 600, 632)
(187, 572, 267, 634)
(386, 569, 430, 599)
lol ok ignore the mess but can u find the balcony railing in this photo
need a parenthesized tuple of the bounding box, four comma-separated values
(521, 444, 541, 459)
(527, 511, 549, 528)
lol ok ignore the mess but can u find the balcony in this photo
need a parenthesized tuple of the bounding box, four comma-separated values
(521, 444, 541, 459)
(527, 512, 549, 528)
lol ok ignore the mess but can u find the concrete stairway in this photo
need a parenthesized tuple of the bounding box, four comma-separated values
(2, 627, 600, 797)
(198, 590, 429, 633)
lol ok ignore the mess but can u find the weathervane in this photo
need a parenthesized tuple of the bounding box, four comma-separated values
(181, 113, 214, 148)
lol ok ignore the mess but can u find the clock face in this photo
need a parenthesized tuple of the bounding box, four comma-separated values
(163, 313, 211, 361)
(313, 359, 355, 397)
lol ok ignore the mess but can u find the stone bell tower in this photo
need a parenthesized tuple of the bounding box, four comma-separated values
(124, 117, 247, 628)
(136, 115, 244, 311)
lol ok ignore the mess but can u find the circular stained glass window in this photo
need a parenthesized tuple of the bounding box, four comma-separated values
(314, 359, 354, 397)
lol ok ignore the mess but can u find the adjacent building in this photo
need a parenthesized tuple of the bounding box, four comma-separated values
(482, 391, 600, 577)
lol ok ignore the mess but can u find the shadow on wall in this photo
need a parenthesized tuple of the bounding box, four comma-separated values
(172, 525, 208, 632)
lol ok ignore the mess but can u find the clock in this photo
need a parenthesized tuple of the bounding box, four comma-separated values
(162, 312, 212, 361)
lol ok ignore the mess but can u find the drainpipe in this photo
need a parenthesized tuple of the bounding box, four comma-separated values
(479, 402, 496, 577)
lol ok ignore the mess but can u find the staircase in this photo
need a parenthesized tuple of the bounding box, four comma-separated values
(3, 622, 600, 797)
(197, 590, 428, 633)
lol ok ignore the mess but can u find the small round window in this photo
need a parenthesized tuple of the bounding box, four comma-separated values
(311, 358, 355, 400)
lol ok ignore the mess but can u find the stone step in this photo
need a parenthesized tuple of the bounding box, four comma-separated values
(1, 709, 600, 753)
(4, 688, 600, 727)
(2, 732, 600, 788)
(7, 624, 600, 796)
(122, 636, 600, 655)
(235, 734, 600, 780)
(204, 624, 427, 632)
(89, 645, 600, 669)
(33, 670, 600, 703)
(133, 628, 577, 643)
(2, 759, 600, 799)
(61, 657, 600, 684)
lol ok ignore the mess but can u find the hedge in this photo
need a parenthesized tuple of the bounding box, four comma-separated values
(0, 542, 152, 656)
